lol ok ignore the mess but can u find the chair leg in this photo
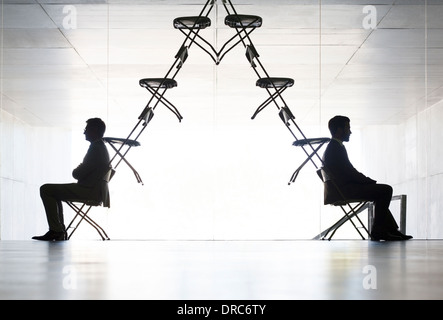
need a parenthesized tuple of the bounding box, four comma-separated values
(66, 202, 110, 241)
(329, 203, 367, 240)
(82, 214, 110, 241)
(65, 202, 87, 239)
(106, 141, 143, 184)
(288, 142, 327, 185)
(321, 202, 370, 240)
(251, 86, 290, 120)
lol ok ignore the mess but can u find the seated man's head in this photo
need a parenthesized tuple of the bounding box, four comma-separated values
(328, 115, 351, 142)
(84, 118, 106, 142)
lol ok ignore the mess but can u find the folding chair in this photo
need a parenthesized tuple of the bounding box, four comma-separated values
(138, 77, 182, 124)
(218, 6, 327, 186)
(289, 137, 330, 184)
(173, 14, 217, 64)
(272, 104, 330, 184)
(315, 167, 370, 240)
(104, 137, 143, 184)
(65, 167, 115, 241)
(244, 44, 295, 120)
(218, 13, 263, 63)
(113, 76, 183, 174)
(252, 76, 295, 120)
(173, 0, 214, 60)
(244, 44, 330, 185)
(121, 44, 189, 156)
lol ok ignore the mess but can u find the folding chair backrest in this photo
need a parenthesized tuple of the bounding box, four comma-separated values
(245, 44, 259, 68)
(278, 106, 295, 126)
(139, 106, 155, 124)
(175, 45, 189, 70)
(315, 166, 370, 240)
(317, 167, 332, 183)
(104, 167, 116, 183)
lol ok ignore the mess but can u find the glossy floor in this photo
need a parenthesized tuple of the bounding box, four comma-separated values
(0, 240, 442, 300)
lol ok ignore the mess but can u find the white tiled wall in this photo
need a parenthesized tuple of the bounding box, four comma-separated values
(360, 100, 443, 239)
(0, 110, 72, 240)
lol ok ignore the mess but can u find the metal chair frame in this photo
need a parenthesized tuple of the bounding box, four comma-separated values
(316, 167, 371, 241)
(65, 167, 115, 241)
(65, 200, 110, 241)
(289, 137, 330, 185)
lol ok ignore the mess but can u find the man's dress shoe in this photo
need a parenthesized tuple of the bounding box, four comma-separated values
(391, 230, 413, 240)
(32, 230, 67, 241)
(370, 231, 404, 241)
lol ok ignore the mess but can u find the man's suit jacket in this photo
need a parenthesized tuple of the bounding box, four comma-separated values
(322, 139, 375, 204)
(72, 139, 111, 207)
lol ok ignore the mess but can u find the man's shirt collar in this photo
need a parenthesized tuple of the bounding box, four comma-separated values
(332, 137, 344, 147)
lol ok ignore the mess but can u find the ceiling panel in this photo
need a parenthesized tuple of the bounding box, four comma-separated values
(1, 0, 442, 129)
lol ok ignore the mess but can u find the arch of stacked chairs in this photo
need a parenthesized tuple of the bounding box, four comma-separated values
(125, 0, 329, 185)
(67, 0, 369, 242)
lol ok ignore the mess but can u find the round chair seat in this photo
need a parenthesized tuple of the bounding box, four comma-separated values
(173, 16, 211, 29)
(103, 137, 141, 147)
(225, 14, 263, 28)
(256, 77, 295, 89)
(84, 199, 103, 207)
(292, 138, 330, 147)
(331, 199, 367, 207)
(139, 78, 177, 89)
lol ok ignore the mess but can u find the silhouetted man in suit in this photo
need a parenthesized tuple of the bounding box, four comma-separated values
(33, 118, 110, 241)
(322, 115, 412, 241)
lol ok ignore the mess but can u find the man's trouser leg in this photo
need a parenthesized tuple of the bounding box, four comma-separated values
(40, 183, 98, 233)
(340, 183, 398, 233)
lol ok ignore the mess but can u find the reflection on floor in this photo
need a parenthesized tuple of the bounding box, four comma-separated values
(0, 240, 442, 300)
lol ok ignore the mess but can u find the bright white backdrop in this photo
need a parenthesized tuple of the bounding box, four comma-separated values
(1, 1, 441, 240)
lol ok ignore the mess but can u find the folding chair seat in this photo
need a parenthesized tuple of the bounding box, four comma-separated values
(256, 78, 294, 89)
(65, 167, 115, 241)
(224, 14, 262, 28)
(140, 78, 177, 89)
(315, 167, 370, 241)
(173, 16, 211, 30)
